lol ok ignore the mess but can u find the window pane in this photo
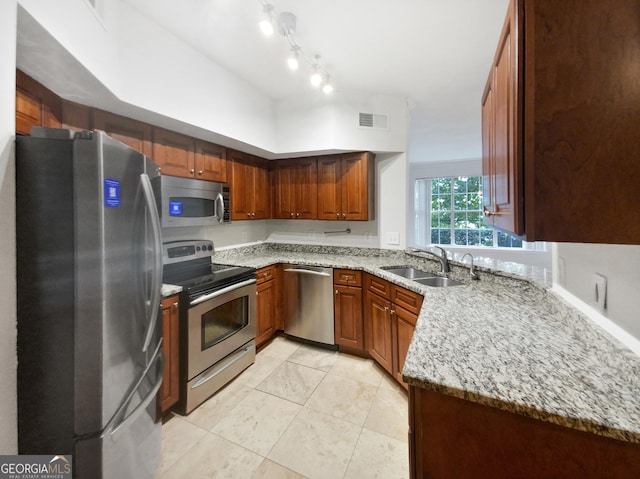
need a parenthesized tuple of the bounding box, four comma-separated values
(467, 176, 480, 193)
(454, 212, 467, 228)
(481, 230, 494, 246)
(453, 177, 468, 193)
(438, 212, 451, 227)
(438, 229, 451, 244)
(467, 212, 481, 226)
(468, 230, 480, 245)
(454, 229, 468, 245)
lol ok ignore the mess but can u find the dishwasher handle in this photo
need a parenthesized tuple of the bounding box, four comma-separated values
(283, 267, 332, 277)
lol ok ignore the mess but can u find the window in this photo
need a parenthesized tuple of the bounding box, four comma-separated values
(414, 176, 523, 248)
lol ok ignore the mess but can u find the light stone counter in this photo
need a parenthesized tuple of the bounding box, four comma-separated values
(215, 242, 640, 444)
(162, 283, 183, 298)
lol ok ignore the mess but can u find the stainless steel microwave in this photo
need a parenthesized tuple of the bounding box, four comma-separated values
(160, 175, 230, 227)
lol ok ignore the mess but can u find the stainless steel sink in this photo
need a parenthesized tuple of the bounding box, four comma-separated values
(382, 267, 435, 279)
(413, 277, 463, 287)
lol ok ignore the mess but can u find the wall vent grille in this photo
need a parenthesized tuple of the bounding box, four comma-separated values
(358, 112, 389, 129)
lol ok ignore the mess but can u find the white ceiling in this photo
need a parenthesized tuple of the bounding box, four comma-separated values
(123, 0, 509, 162)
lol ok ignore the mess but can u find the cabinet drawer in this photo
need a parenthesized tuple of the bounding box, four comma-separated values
(334, 269, 362, 287)
(391, 285, 424, 315)
(256, 265, 276, 284)
(365, 273, 391, 299)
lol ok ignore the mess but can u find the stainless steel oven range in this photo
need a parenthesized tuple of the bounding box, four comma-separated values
(162, 240, 256, 414)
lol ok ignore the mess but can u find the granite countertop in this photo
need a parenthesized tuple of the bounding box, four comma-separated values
(162, 283, 183, 297)
(214, 243, 640, 444)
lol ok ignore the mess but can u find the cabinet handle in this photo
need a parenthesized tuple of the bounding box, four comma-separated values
(252, 213, 256, 217)
(198, 170, 203, 175)
(384, 306, 389, 311)
(483, 206, 502, 216)
(172, 302, 178, 309)
(342, 213, 346, 219)
(247, 213, 251, 217)
(290, 213, 294, 217)
(336, 213, 340, 218)
(335, 289, 339, 295)
(390, 309, 395, 315)
(296, 212, 300, 217)
(190, 168, 195, 174)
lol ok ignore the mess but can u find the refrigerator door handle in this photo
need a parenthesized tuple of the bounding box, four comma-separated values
(140, 173, 163, 353)
(109, 340, 164, 440)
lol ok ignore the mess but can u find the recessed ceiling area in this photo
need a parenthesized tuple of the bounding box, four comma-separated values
(122, 0, 509, 163)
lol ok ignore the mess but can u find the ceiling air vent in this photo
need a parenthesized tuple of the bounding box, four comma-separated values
(358, 112, 389, 130)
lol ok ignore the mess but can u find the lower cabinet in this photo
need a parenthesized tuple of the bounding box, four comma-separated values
(409, 387, 640, 479)
(364, 273, 423, 384)
(334, 269, 364, 351)
(256, 265, 278, 348)
(159, 295, 180, 414)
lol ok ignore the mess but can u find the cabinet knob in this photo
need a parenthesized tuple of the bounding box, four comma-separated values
(190, 168, 195, 174)
(390, 309, 395, 315)
(172, 302, 178, 308)
(483, 206, 502, 217)
(335, 289, 339, 295)
(384, 306, 389, 312)
(252, 213, 256, 217)
(198, 170, 203, 175)
(247, 213, 252, 217)
(342, 213, 346, 219)
(290, 213, 294, 217)
(296, 212, 300, 217)
(336, 213, 340, 218)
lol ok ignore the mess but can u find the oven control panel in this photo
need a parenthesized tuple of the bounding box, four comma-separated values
(163, 240, 214, 265)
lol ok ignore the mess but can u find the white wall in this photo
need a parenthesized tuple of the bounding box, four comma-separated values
(275, 90, 408, 154)
(0, 0, 17, 454)
(554, 243, 640, 341)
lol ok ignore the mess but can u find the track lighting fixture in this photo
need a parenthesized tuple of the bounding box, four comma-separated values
(258, 0, 335, 94)
(259, 3, 274, 36)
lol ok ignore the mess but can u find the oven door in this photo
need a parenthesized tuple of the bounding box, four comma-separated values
(187, 279, 256, 380)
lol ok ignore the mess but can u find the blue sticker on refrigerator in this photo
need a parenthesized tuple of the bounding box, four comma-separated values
(104, 178, 120, 207)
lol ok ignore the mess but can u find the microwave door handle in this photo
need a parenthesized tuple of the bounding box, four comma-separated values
(140, 173, 163, 353)
(215, 192, 224, 223)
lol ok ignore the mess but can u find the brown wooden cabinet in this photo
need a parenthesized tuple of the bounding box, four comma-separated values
(364, 274, 423, 384)
(15, 70, 61, 135)
(93, 109, 153, 157)
(483, 0, 640, 243)
(61, 101, 92, 133)
(334, 269, 364, 351)
(229, 149, 271, 220)
(159, 296, 180, 414)
(272, 157, 318, 219)
(194, 140, 227, 182)
(409, 387, 640, 479)
(317, 152, 374, 221)
(152, 127, 196, 178)
(256, 265, 278, 348)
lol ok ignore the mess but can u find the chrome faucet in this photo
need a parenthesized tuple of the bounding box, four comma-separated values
(410, 246, 449, 273)
(461, 253, 479, 280)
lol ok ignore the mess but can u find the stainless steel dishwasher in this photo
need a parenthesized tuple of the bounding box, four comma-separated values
(282, 265, 335, 346)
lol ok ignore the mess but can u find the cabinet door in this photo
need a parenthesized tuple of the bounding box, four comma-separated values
(273, 160, 297, 219)
(341, 152, 372, 221)
(482, 0, 523, 236)
(256, 278, 277, 348)
(94, 109, 153, 157)
(252, 156, 272, 219)
(153, 127, 195, 178)
(194, 140, 227, 182)
(482, 76, 495, 227)
(229, 150, 253, 220)
(62, 101, 92, 133)
(317, 155, 342, 220)
(159, 296, 180, 413)
(334, 284, 364, 351)
(393, 304, 418, 387)
(295, 157, 318, 219)
(16, 70, 61, 134)
(364, 290, 393, 374)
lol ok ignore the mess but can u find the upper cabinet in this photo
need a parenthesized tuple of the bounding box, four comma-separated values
(152, 127, 196, 177)
(483, 0, 640, 244)
(194, 140, 227, 183)
(318, 152, 375, 221)
(93, 110, 153, 157)
(272, 157, 318, 219)
(228, 149, 271, 220)
(15, 70, 61, 134)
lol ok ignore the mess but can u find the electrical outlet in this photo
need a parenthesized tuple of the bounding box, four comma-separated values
(386, 232, 400, 245)
(557, 257, 566, 286)
(593, 273, 607, 310)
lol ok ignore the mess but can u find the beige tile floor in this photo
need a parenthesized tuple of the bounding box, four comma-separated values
(155, 336, 410, 479)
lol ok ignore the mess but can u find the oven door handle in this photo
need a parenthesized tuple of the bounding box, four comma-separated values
(191, 344, 255, 389)
(190, 278, 256, 306)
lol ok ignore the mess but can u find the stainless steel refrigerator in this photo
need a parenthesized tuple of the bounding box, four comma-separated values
(16, 128, 164, 479)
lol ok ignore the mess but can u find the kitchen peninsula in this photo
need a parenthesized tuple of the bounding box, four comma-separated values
(210, 242, 640, 478)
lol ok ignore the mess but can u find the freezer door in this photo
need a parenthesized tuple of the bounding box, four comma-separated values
(75, 343, 164, 479)
(73, 131, 163, 436)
